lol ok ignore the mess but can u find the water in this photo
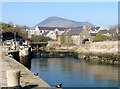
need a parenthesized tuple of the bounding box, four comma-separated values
(31, 57, 118, 87)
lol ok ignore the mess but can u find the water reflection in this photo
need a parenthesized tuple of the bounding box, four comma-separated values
(31, 57, 118, 87)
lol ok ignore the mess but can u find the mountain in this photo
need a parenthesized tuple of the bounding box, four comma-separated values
(37, 16, 94, 28)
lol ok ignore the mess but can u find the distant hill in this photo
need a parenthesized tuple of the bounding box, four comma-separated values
(36, 16, 94, 28)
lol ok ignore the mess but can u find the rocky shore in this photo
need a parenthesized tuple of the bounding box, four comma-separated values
(75, 52, 120, 65)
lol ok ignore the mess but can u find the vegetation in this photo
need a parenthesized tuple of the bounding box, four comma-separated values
(1, 23, 51, 42)
(60, 35, 73, 46)
(92, 25, 119, 42)
(93, 33, 107, 42)
(108, 26, 119, 41)
(1, 23, 13, 32)
(1, 23, 29, 41)
(30, 35, 51, 42)
(95, 53, 120, 61)
(60, 35, 66, 45)
(67, 36, 73, 46)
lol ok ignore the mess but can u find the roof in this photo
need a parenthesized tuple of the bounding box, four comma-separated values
(38, 26, 68, 31)
(90, 26, 100, 31)
(96, 26, 100, 30)
(42, 31, 49, 35)
(90, 27, 95, 31)
(66, 27, 83, 36)
(38, 27, 54, 30)
(98, 30, 109, 34)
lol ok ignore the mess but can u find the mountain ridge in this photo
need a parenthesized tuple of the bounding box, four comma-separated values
(36, 16, 94, 28)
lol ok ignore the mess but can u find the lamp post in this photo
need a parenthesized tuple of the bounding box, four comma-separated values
(13, 25, 16, 50)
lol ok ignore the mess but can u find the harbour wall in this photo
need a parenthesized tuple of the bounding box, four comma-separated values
(1, 47, 50, 88)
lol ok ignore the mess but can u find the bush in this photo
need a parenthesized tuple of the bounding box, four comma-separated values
(60, 35, 66, 45)
(60, 35, 73, 46)
(93, 33, 107, 42)
(30, 35, 51, 42)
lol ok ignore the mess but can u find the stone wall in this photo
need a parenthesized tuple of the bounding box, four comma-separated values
(76, 41, 119, 54)
(47, 41, 119, 54)
(90, 41, 119, 54)
(75, 41, 120, 65)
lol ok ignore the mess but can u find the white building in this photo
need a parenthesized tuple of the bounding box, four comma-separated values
(34, 26, 40, 35)
(89, 25, 104, 34)
(27, 25, 67, 40)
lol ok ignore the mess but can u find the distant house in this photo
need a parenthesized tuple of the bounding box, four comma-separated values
(89, 26, 104, 36)
(60, 25, 91, 45)
(26, 28, 35, 38)
(34, 26, 40, 35)
(46, 31, 56, 40)
(42, 31, 49, 36)
(38, 26, 67, 40)
(98, 29, 110, 36)
(27, 25, 67, 40)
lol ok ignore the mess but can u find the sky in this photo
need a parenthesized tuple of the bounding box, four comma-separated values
(1, 2, 118, 27)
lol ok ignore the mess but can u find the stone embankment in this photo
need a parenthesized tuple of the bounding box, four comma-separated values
(47, 41, 120, 65)
(75, 41, 120, 65)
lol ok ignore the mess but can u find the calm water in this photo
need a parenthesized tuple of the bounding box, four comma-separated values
(31, 57, 118, 87)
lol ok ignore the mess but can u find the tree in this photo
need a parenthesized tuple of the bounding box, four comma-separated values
(1, 23, 28, 41)
(1, 23, 13, 32)
(109, 26, 119, 41)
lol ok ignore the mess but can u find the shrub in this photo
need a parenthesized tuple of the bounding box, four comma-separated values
(30, 35, 51, 42)
(93, 33, 107, 42)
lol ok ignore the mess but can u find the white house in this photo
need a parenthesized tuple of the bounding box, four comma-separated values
(27, 25, 67, 40)
(26, 29, 34, 38)
(34, 26, 40, 35)
(89, 25, 104, 34)
(38, 26, 67, 40)
(98, 30, 110, 36)
(46, 31, 56, 40)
